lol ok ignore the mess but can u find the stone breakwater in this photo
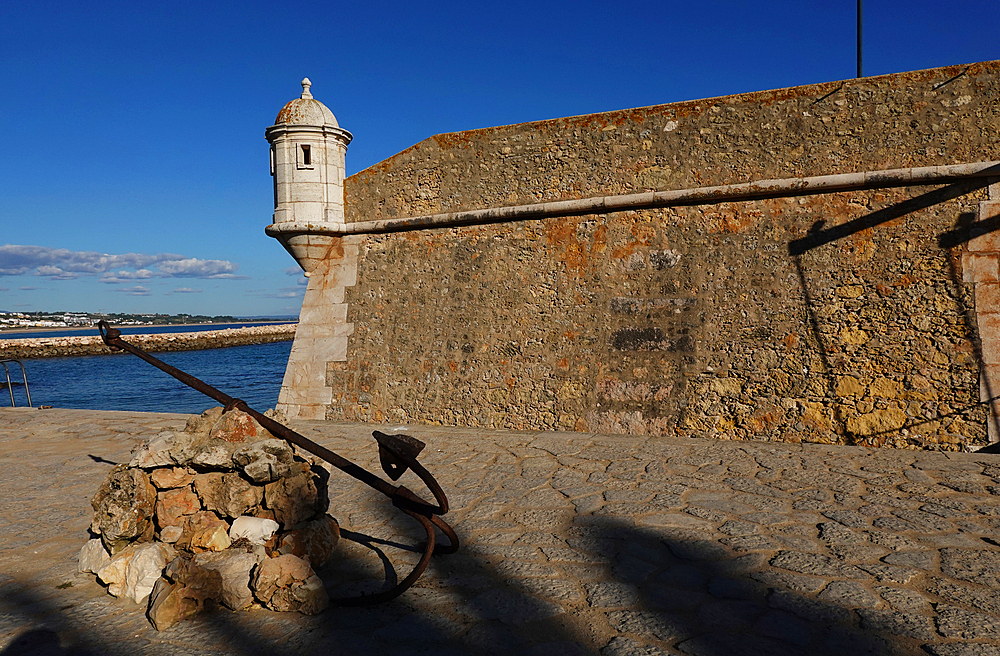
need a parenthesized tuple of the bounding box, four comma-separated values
(0, 324, 296, 359)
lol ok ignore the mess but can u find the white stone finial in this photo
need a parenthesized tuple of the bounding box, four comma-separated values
(300, 78, 313, 99)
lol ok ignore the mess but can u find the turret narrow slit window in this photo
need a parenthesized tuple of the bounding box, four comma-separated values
(299, 144, 312, 168)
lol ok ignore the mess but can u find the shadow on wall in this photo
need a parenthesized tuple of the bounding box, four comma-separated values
(789, 179, 996, 448)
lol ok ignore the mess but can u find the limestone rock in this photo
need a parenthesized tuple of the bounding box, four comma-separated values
(229, 516, 279, 546)
(183, 406, 224, 439)
(193, 472, 262, 518)
(129, 432, 177, 469)
(78, 538, 110, 574)
(190, 524, 231, 553)
(264, 463, 326, 528)
(252, 554, 328, 614)
(150, 467, 195, 489)
(164, 554, 223, 597)
(155, 486, 201, 529)
(160, 525, 183, 543)
(277, 514, 340, 568)
(161, 431, 200, 466)
(174, 511, 228, 552)
(91, 465, 158, 555)
(263, 407, 289, 425)
(147, 555, 223, 631)
(194, 549, 264, 610)
(190, 439, 241, 469)
(210, 409, 275, 444)
(233, 439, 296, 483)
(97, 542, 173, 604)
(147, 579, 200, 632)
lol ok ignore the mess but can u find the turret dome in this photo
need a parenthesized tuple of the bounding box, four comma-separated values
(274, 78, 339, 128)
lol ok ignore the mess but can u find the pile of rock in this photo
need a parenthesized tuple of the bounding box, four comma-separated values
(78, 406, 339, 630)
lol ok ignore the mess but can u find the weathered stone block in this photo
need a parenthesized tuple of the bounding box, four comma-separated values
(209, 409, 275, 444)
(194, 549, 263, 610)
(174, 511, 228, 552)
(252, 553, 328, 614)
(264, 463, 326, 528)
(193, 472, 262, 519)
(232, 439, 296, 483)
(229, 516, 279, 546)
(150, 467, 196, 490)
(78, 538, 110, 574)
(963, 253, 1000, 283)
(154, 485, 201, 529)
(97, 542, 174, 604)
(91, 465, 158, 555)
(277, 514, 340, 567)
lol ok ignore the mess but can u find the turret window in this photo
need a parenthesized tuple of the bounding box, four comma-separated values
(297, 144, 314, 169)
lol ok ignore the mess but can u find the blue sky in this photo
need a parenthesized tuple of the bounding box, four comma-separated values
(1, 0, 996, 317)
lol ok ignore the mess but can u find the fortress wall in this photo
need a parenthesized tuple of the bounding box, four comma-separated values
(325, 62, 1000, 449)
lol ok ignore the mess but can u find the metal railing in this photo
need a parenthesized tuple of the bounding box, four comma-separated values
(0, 359, 32, 407)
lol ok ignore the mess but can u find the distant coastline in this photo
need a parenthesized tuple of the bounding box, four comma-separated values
(0, 321, 290, 337)
(0, 323, 297, 359)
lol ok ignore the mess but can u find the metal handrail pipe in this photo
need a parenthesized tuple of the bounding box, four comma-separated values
(0, 359, 31, 408)
(265, 160, 1000, 238)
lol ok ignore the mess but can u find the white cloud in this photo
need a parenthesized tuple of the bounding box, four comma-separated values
(36, 265, 78, 280)
(256, 286, 305, 299)
(171, 288, 202, 293)
(99, 269, 156, 283)
(0, 245, 245, 282)
(157, 258, 239, 278)
(116, 285, 152, 296)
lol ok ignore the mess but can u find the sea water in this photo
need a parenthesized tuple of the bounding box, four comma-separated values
(4, 340, 294, 414)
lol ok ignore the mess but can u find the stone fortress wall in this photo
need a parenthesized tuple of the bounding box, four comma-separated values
(283, 61, 1000, 450)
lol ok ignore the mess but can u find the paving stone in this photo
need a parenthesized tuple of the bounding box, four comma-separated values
(607, 610, 688, 642)
(819, 521, 868, 544)
(940, 548, 1000, 586)
(720, 535, 780, 551)
(601, 636, 676, 656)
(751, 570, 829, 595)
(858, 563, 919, 584)
(882, 550, 934, 570)
(867, 530, 923, 551)
(683, 507, 727, 523)
(769, 551, 867, 579)
(858, 607, 937, 640)
(928, 577, 1000, 615)
(875, 585, 930, 612)
(664, 539, 730, 561)
(524, 641, 593, 656)
(676, 632, 803, 656)
(818, 580, 880, 608)
(935, 603, 1000, 640)
(752, 609, 816, 647)
(586, 582, 641, 608)
(828, 543, 891, 564)
(696, 598, 767, 631)
(467, 589, 563, 626)
(717, 520, 758, 536)
(924, 644, 1000, 656)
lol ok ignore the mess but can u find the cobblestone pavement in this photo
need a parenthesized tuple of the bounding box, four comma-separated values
(3, 408, 1000, 655)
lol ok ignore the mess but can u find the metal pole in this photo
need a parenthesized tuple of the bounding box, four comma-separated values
(857, 0, 863, 78)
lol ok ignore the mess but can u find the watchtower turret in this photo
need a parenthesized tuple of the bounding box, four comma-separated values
(264, 79, 352, 271)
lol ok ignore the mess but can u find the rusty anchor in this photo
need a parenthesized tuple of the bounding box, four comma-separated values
(97, 320, 458, 605)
